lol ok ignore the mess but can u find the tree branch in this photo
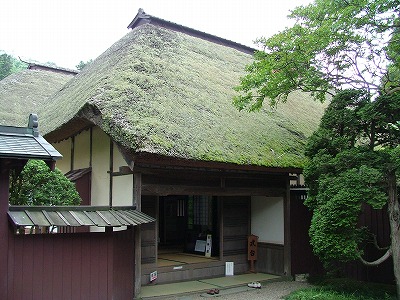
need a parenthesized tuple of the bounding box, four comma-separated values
(368, 234, 390, 251)
(387, 87, 400, 95)
(358, 247, 392, 266)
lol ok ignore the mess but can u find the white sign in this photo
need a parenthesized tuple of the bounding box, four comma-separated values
(225, 262, 234, 276)
(205, 234, 212, 257)
(150, 271, 157, 282)
(195, 240, 206, 252)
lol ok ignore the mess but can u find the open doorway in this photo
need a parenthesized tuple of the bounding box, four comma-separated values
(158, 195, 219, 259)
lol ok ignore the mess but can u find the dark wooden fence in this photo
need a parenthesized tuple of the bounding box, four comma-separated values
(290, 190, 324, 277)
(343, 203, 394, 284)
(290, 189, 394, 285)
(4, 228, 134, 300)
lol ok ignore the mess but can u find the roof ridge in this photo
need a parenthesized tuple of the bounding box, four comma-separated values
(27, 62, 79, 75)
(127, 8, 256, 55)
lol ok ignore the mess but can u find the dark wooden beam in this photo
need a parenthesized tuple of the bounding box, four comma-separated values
(133, 173, 142, 298)
(89, 127, 93, 167)
(283, 176, 291, 276)
(131, 153, 303, 174)
(109, 139, 113, 206)
(70, 135, 75, 171)
(0, 166, 9, 300)
(141, 184, 286, 197)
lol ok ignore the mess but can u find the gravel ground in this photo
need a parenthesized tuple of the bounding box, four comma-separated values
(162, 281, 311, 300)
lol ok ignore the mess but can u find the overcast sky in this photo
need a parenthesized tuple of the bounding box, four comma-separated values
(1, 0, 312, 69)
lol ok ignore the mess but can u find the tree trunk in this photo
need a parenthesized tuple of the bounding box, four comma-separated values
(388, 171, 400, 300)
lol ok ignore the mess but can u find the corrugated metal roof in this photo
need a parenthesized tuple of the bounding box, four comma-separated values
(8, 206, 155, 228)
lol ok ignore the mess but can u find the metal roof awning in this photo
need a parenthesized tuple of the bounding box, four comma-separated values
(8, 206, 155, 228)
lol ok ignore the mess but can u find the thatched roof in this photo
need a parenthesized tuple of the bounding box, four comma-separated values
(0, 69, 75, 127)
(40, 23, 326, 168)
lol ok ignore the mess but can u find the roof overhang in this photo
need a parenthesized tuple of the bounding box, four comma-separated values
(8, 206, 155, 228)
(0, 114, 62, 162)
(65, 167, 92, 181)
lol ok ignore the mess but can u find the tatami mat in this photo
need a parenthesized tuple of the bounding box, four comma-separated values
(158, 253, 217, 265)
(157, 258, 184, 267)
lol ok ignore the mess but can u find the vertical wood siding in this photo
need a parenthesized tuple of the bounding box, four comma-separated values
(344, 203, 394, 284)
(5, 228, 134, 300)
(256, 242, 284, 275)
(222, 196, 250, 256)
(290, 190, 324, 276)
(290, 190, 394, 285)
(141, 196, 157, 265)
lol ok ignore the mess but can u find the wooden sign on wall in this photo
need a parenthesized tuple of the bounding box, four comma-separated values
(248, 234, 258, 272)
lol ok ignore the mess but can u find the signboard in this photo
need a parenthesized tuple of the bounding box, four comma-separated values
(150, 271, 157, 282)
(195, 240, 206, 252)
(248, 234, 258, 273)
(205, 234, 212, 257)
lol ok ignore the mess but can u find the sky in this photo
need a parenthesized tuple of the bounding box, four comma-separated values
(1, 0, 312, 70)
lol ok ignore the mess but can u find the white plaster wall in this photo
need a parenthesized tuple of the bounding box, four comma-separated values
(74, 129, 90, 169)
(91, 127, 110, 206)
(112, 142, 133, 206)
(53, 139, 71, 174)
(113, 176, 133, 206)
(113, 143, 128, 172)
(251, 196, 284, 244)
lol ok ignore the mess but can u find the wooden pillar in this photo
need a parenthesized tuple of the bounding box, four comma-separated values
(219, 197, 224, 260)
(70, 136, 75, 171)
(283, 175, 292, 276)
(0, 164, 10, 300)
(133, 173, 142, 298)
(155, 196, 159, 264)
(109, 139, 113, 207)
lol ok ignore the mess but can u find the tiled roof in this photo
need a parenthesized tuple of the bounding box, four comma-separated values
(0, 114, 62, 160)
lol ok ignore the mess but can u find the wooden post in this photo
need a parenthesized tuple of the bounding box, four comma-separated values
(0, 165, 10, 300)
(133, 173, 142, 298)
(283, 176, 292, 276)
(109, 139, 113, 207)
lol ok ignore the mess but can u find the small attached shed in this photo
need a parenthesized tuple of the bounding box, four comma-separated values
(0, 114, 154, 300)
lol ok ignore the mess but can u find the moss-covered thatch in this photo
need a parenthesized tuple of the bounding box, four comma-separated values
(0, 69, 74, 127)
(41, 24, 326, 168)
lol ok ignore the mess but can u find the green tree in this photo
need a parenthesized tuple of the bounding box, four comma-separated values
(9, 160, 81, 206)
(304, 89, 400, 298)
(0, 52, 28, 80)
(0, 53, 13, 80)
(76, 59, 93, 71)
(233, 0, 400, 296)
(234, 0, 399, 110)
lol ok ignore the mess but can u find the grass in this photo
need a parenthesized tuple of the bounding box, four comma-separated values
(285, 278, 397, 300)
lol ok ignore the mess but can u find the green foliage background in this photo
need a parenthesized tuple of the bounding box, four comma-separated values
(0, 52, 27, 80)
(304, 90, 400, 264)
(9, 160, 81, 206)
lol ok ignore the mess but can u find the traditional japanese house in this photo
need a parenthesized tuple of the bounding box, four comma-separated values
(25, 9, 327, 295)
(0, 9, 329, 297)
